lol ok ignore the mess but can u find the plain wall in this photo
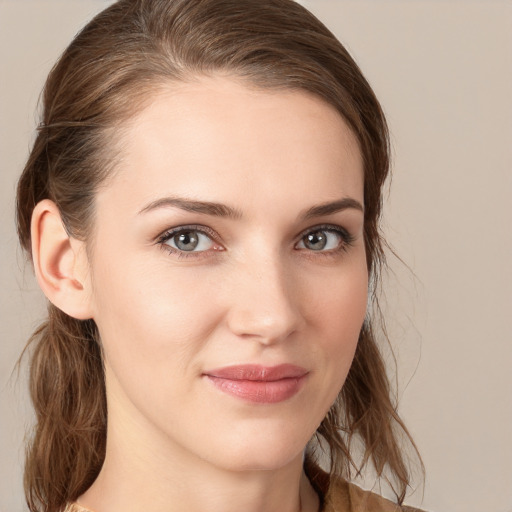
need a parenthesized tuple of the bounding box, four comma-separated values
(1, 1, 511, 511)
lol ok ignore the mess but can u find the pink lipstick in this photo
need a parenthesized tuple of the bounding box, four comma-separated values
(203, 364, 308, 403)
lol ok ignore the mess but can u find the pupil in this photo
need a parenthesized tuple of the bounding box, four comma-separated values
(306, 231, 327, 250)
(175, 231, 199, 251)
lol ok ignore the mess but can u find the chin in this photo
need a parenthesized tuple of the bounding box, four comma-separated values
(205, 422, 310, 473)
(216, 450, 304, 474)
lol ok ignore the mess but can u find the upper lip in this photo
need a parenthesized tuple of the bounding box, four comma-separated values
(204, 364, 308, 381)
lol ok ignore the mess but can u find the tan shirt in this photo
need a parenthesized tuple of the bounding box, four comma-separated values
(64, 479, 425, 512)
(64, 459, 425, 512)
(321, 477, 425, 512)
(306, 463, 426, 512)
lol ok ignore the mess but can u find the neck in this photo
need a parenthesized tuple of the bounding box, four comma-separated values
(79, 387, 319, 512)
(80, 440, 318, 512)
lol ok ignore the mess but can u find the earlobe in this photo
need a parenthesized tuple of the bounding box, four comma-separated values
(31, 199, 94, 320)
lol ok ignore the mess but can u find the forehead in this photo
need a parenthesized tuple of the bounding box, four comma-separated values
(98, 76, 364, 218)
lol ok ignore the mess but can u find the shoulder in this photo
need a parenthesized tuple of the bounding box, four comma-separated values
(63, 504, 94, 512)
(325, 477, 426, 512)
(305, 461, 426, 512)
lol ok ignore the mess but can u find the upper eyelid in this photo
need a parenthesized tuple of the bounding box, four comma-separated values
(157, 224, 220, 243)
(299, 223, 353, 240)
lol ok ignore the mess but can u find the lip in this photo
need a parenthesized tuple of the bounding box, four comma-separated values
(203, 364, 309, 404)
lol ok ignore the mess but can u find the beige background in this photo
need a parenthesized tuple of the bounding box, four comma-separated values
(1, 1, 511, 511)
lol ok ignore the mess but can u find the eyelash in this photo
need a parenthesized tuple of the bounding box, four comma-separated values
(156, 223, 355, 260)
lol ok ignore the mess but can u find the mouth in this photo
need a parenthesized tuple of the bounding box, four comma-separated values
(203, 364, 309, 404)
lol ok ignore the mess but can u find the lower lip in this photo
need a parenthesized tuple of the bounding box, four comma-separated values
(205, 375, 307, 403)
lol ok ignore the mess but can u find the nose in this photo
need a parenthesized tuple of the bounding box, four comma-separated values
(225, 253, 304, 344)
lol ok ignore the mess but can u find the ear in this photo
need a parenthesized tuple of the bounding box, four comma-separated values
(31, 199, 94, 320)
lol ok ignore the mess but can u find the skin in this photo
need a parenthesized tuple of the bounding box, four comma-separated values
(33, 76, 368, 512)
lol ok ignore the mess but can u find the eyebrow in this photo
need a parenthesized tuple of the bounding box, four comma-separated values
(138, 196, 364, 220)
(302, 197, 364, 219)
(139, 197, 243, 219)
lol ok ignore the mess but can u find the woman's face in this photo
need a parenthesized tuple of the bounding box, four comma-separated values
(86, 76, 368, 472)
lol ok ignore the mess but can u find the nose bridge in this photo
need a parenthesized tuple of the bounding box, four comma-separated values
(226, 246, 303, 343)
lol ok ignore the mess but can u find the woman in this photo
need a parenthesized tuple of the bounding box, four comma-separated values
(16, 0, 424, 511)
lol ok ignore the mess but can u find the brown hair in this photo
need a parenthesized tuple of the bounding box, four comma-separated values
(16, 0, 421, 510)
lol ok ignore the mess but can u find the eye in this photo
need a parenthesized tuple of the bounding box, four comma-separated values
(158, 226, 222, 256)
(296, 226, 354, 252)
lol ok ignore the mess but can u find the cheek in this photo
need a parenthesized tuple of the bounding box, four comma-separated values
(89, 260, 227, 429)
(307, 260, 368, 390)
(89, 256, 222, 377)
(310, 260, 368, 339)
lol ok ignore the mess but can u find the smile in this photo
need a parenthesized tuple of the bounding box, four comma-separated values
(203, 364, 309, 403)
